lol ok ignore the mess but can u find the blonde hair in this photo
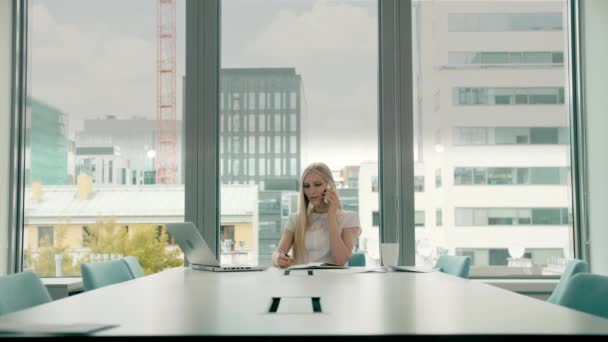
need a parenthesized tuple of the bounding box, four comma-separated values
(292, 162, 340, 263)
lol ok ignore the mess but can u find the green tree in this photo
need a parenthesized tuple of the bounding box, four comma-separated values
(84, 217, 128, 255)
(27, 224, 80, 277)
(84, 217, 183, 275)
(124, 225, 183, 275)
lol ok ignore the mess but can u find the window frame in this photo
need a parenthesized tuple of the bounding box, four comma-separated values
(8, 0, 28, 273)
(8, 0, 587, 278)
(194, 0, 417, 265)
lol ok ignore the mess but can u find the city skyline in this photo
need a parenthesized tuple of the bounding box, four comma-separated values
(23, 0, 574, 277)
(30, 0, 378, 170)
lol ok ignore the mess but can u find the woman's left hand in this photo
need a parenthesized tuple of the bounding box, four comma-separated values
(325, 189, 341, 215)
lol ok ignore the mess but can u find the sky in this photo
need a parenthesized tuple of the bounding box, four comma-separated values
(30, 0, 378, 171)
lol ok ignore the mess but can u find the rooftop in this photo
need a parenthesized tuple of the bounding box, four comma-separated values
(24, 184, 258, 225)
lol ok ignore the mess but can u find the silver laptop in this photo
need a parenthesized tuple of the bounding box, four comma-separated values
(166, 222, 266, 272)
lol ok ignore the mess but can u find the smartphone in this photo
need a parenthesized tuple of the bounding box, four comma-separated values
(323, 184, 333, 204)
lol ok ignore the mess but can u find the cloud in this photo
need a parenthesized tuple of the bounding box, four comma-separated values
(226, 0, 379, 168)
(30, 3, 158, 133)
(29, 0, 378, 168)
(241, 1, 376, 63)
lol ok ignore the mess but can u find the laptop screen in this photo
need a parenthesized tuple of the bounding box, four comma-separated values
(165, 222, 221, 267)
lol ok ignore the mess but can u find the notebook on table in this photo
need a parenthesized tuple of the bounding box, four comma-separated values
(166, 222, 266, 272)
(388, 265, 439, 273)
(286, 262, 347, 270)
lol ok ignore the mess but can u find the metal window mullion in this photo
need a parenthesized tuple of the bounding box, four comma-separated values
(184, 0, 200, 265)
(199, 0, 220, 256)
(8, 0, 28, 274)
(379, 0, 415, 266)
(568, 0, 590, 263)
(185, 0, 221, 257)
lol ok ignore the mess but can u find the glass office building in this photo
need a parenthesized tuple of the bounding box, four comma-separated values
(26, 99, 68, 185)
(219, 68, 301, 188)
(412, 1, 570, 274)
(358, 1, 571, 274)
(219, 68, 302, 265)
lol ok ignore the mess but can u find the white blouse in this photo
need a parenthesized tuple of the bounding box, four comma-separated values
(284, 210, 361, 264)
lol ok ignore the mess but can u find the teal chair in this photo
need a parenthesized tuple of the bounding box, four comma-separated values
(121, 256, 145, 278)
(81, 259, 134, 291)
(547, 259, 588, 304)
(0, 271, 52, 316)
(556, 273, 608, 319)
(349, 252, 366, 267)
(434, 255, 471, 279)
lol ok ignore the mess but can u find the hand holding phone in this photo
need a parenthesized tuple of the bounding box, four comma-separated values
(323, 184, 333, 204)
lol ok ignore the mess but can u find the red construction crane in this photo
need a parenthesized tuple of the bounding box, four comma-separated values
(155, 0, 177, 184)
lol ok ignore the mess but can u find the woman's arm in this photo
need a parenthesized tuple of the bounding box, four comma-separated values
(325, 190, 359, 265)
(328, 216, 358, 265)
(272, 229, 295, 268)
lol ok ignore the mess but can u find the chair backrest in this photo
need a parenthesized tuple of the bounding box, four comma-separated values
(556, 273, 608, 319)
(434, 255, 471, 279)
(121, 256, 145, 278)
(349, 252, 366, 267)
(0, 271, 52, 316)
(81, 259, 134, 291)
(547, 259, 588, 304)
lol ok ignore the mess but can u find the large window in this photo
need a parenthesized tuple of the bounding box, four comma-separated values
(413, 1, 573, 277)
(220, 0, 379, 266)
(454, 87, 565, 105)
(455, 208, 569, 226)
(448, 13, 563, 32)
(456, 247, 564, 272)
(454, 167, 569, 185)
(453, 127, 570, 145)
(414, 175, 424, 192)
(415, 211, 425, 227)
(448, 51, 564, 66)
(14, 0, 578, 280)
(23, 0, 186, 277)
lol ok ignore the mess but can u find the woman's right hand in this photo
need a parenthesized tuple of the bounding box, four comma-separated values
(274, 251, 294, 268)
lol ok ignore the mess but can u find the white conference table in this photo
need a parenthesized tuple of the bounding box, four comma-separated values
(1, 266, 608, 336)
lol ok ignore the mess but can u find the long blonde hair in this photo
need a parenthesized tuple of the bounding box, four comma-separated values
(292, 162, 339, 263)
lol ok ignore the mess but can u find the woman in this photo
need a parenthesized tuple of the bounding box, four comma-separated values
(272, 162, 361, 268)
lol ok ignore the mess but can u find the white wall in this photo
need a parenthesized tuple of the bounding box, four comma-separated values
(584, 0, 608, 275)
(0, 0, 12, 275)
